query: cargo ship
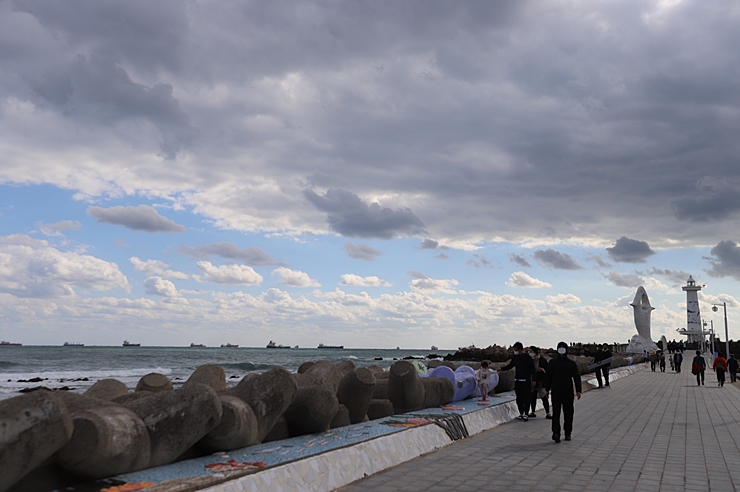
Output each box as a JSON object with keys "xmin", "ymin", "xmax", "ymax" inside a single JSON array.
[
  {"xmin": 122, "ymin": 340, "xmax": 141, "ymax": 347},
  {"xmin": 190, "ymin": 343, "xmax": 206, "ymax": 348},
  {"xmin": 221, "ymin": 343, "xmax": 239, "ymax": 348},
  {"xmin": 63, "ymin": 342, "xmax": 84, "ymax": 347},
  {"xmin": 266, "ymin": 341, "xmax": 291, "ymax": 349},
  {"xmin": 0, "ymin": 341, "xmax": 21, "ymax": 347},
  {"xmin": 317, "ymin": 343, "xmax": 344, "ymax": 349}
]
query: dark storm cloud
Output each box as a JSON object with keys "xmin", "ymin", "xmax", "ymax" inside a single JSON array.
[
  {"xmin": 533, "ymin": 249, "xmax": 583, "ymax": 270},
  {"xmin": 343, "ymin": 242, "xmax": 383, "ymax": 261},
  {"xmin": 606, "ymin": 272, "xmax": 644, "ymax": 288},
  {"xmin": 645, "ymin": 268, "xmax": 692, "ymax": 285},
  {"xmin": 87, "ymin": 205, "xmax": 186, "ymax": 233},
  {"xmin": 706, "ymin": 240, "xmax": 740, "ymax": 280},
  {"xmin": 672, "ymin": 179, "xmax": 740, "ymax": 222},
  {"xmin": 179, "ymin": 242, "xmax": 284, "ymax": 266},
  {"xmin": 606, "ymin": 237, "xmax": 655, "ymax": 264},
  {"xmin": 303, "ymin": 189, "xmax": 426, "ymax": 239},
  {"xmin": 508, "ymin": 253, "xmax": 531, "ymax": 268},
  {"xmin": 418, "ymin": 239, "xmax": 438, "ymax": 250}
]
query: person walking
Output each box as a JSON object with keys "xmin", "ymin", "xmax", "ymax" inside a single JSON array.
[
  {"xmin": 659, "ymin": 351, "xmax": 666, "ymax": 373},
  {"xmin": 476, "ymin": 361, "xmax": 495, "ymax": 403},
  {"xmin": 691, "ymin": 350, "xmax": 706, "ymax": 386},
  {"xmin": 593, "ymin": 344, "xmax": 611, "ymax": 388},
  {"xmin": 728, "ymin": 354, "xmax": 738, "ymax": 383},
  {"xmin": 529, "ymin": 346, "xmax": 551, "ymax": 419},
  {"xmin": 545, "ymin": 341, "xmax": 582, "ymax": 443},
  {"xmin": 713, "ymin": 353, "xmax": 728, "ymax": 387},
  {"xmin": 650, "ymin": 351, "xmax": 658, "ymax": 372},
  {"xmin": 674, "ymin": 351, "xmax": 683, "ymax": 373},
  {"xmin": 498, "ymin": 342, "xmax": 535, "ymax": 421}
]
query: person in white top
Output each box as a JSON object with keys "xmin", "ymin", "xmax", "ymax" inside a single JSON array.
[{"xmin": 476, "ymin": 361, "xmax": 495, "ymax": 403}]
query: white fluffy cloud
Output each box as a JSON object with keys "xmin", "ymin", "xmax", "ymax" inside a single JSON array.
[
  {"xmin": 196, "ymin": 261, "xmax": 263, "ymax": 285},
  {"xmin": 130, "ymin": 257, "xmax": 189, "ymax": 280},
  {"xmin": 547, "ymin": 294, "xmax": 581, "ymax": 305},
  {"xmin": 340, "ymin": 274, "xmax": 391, "ymax": 287},
  {"xmin": 144, "ymin": 276, "xmax": 179, "ymax": 297},
  {"xmin": 0, "ymin": 235, "xmax": 129, "ymax": 298},
  {"xmin": 272, "ymin": 267, "xmax": 320, "ymax": 287},
  {"xmin": 506, "ymin": 272, "xmax": 552, "ymax": 289}
]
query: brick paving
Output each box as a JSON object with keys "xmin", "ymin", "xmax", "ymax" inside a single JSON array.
[{"xmin": 341, "ymin": 360, "xmax": 740, "ymax": 492}]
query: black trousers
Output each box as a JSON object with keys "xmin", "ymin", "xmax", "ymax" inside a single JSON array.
[
  {"xmin": 595, "ymin": 365, "xmax": 610, "ymax": 387},
  {"xmin": 675, "ymin": 361, "xmax": 682, "ymax": 373},
  {"xmin": 531, "ymin": 389, "xmax": 550, "ymax": 413},
  {"xmin": 514, "ymin": 380, "xmax": 531, "ymax": 415},
  {"xmin": 551, "ymin": 393, "xmax": 574, "ymax": 437},
  {"xmin": 695, "ymin": 369, "xmax": 705, "ymax": 385}
]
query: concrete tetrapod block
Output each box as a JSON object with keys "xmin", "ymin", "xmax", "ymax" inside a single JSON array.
[
  {"xmin": 420, "ymin": 377, "xmax": 455, "ymax": 408},
  {"xmin": 135, "ymin": 373, "xmax": 173, "ymax": 393},
  {"xmin": 372, "ymin": 378, "xmax": 388, "ymax": 399},
  {"xmin": 365, "ymin": 365, "xmax": 386, "ymax": 375},
  {"xmin": 198, "ymin": 395, "xmax": 259, "ymax": 452},
  {"xmin": 494, "ymin": 367, "xmax": 515, "ymax": 393},
  {"xmin": 55, "ymin": 406, "xmax": 151, "ymax": 478},
  {"xmin": 123, "ymin": 382, "xmax": 223, "ymax": 468},
  {"xmin": 184, "ymin": 364, "xmax": 226, "ymax": 391},
  {"xmin": 367, "ymin": 399, "xmax": 395, "ymax": 420},
  {"xmin": 283, "ymin": 385, "xmax": 339, "ymax": 437},
  {"xmin": 335, "ymin": 360, "xmax": 356, "ymax": 377},
  {"xmin": 330, "ymin": 404, "xmax": 351, "ymax": 429},
  {"xmin": 84, "ymin": 379, "xmax": 130, "ymax": 401},
  {"xmin": 112, "ymin": 391, "xmax": 153, "ymax": 405},
  {"xmin": 0, "ymin": 392, "xmax": 74, "ymax": 492},
  {"xmin": 262, "ymin": 416, "xmax": 290, "ymax": 443},
  {"xmin": 228, "ymin": 367, "xmax": 298, "ymax": 442},
  {"xmin": 297, "ymin": 361, "xmax": 315, "ymax": 374},
  {"xmin": 427, "ymin": 360, "xmax": 443, "ymax": 369},
  {"xmin": 387, "ymin": 360, "xmax": 425, "ymax": 414},
  {"xmin": 337, "ymin": 368, "xmax": 376, "ymax": 424},
  {"xmin": 299, "ymin": 360, "xmax": 342, "ymax": 394},
  {"xmin": 55, "ymin": 391, "xmax": 120, "ymax": 415}
]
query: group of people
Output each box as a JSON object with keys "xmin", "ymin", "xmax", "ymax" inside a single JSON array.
[
  {"xmin": 691, "ymin": 351, "xmax": 739, "ymax": 387},
  {"xmin": 476, "ymin": 341, "xmax": 583, "ymax": 444}
]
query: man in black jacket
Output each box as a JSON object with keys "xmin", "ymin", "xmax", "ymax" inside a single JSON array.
[
  {"xmin": 692, "ymin": 350, "xmax": 706, "ymax": 386},
  {"xmin": 729, "ymin": 354, "xmax": 739, "ymax": 383},
  {"xmin": 498, "ymin": 341, "xmax": 536, "ymax": 421},
  {"xmin": 546, "ymin": 341, "xmax": 582, "ymax": 443},
  {"xmin": 593, "ymin": 344, "xmax": 612, "ymax": 388}
]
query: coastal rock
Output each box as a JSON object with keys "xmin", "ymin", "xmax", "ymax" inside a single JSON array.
[
  {"xmin": 262, "ymin": 416, "xmax": 290, "ymax": 443},
  {"xmin": 387, "ymin": 360, "xmax": 425, "ymax": 414},
  {"xmin": 123, "ymin": 382, "xmax": 222, "ymax": 467},
  {"xmin": 283, "ymin": 385, "xmax": 339, "ymax": 436},
  {"xmin": 420, "ymin": 377, "xmax": 455, "ymax": 407},
  {"xmin": 367, "ymin": 399, "xmax": 395, "ymax": 420},
  {"xmin": 298, "ymin": 360, "xmax": 342, "ymax": 394},
  {"xmin": 198, "ymin": 395, "xmax": 259, "ymax": 452},
  {"xmin": 84, "ymin": 379, "xmax": 129, "ymax": 401},
  {"xmin": 185, "ymin": 364, "xmax": 226, "ymax": 391},
  {"xmin": 0, "ymin": 392, "xmax": 74, "ymax": 492},
  {"xmin": 427, "ymin": 360, "xmax": 443, "ymax": 369},
  {"xmin": 135, "ymin": 373, "xmax": 173, "ymax": 393},
  {"xmin": 228, "ymin": 367, "xmax": 298, "ymax": 442},
  {"xmin": 444, "ymin": 344, "xmax": 511, "ymax": 363},
  {"xmin": 329, "ymin": 404, "xmax": 351, "ymax": 429},
  {"xmin": 337, "ymin": 368, "xmax": 376, "ymax": 424},
  {"xmin": 56, "ymin": 406, "xmax": 151, "ymax": 478}
]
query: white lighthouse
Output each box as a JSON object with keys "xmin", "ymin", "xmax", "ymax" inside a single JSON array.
[{"xmin": 680, "ymin": 275, "xmax": 703, "ymax": 344}]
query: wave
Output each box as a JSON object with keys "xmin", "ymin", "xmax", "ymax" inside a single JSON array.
[
  {"xmin": 348, "ymin": 355, "xmax": 358, "ymax": 359},
  {"xmin": 220, "ymin": 362, "xmax": 277, "ymax": 371},
  {"xmin": 0, "ymin": 361, "xmax": 20, "ymax": 369},
  {"xmin": 0, "ymin": 367, "xmax": 173, "ymax": 381}
]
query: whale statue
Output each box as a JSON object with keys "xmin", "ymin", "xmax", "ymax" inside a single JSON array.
[{"xmin": 626, "ymin": 286, "xmax": 658, "ymax": 353}]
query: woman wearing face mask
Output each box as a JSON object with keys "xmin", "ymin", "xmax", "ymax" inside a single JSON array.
[
  {"xmin": 529, "ymin": 346, "xmax": 551, "ymax": 419},
  {"xmin": 545, "ymin": 342, "xmax": 582, "ymax": 443},
  {"xmin": 497, "ymin": 341, "xmax": 536, "ymax": 421}
]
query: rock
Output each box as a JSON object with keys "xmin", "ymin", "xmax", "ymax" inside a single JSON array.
[
  {"xmin": 372, "ymin": 378, "xmax": 388, "ymax": 399},
  {"xmin": 228, "ymin": 367, "xmax": 297, "ymax": 442},
  {"xmin": 56, "ymin": 406, "xmax": 151, "ymax": 478},
  {"xmin": 330, "ymin": 404, "xmax": 351, "ymax": 429},
  {"xmin": 123, "ymin": 383, "xmax": 222, "ymax": 467},
  {"xmin": 298, "ymin": 361, "xmax": 341, "ymax": 394},
  {"xmin": 112, "ymin": 391, "xmax": 153, "ymax": 405},
  {"xmin": 297, "ymin": 361, "xmax": 315, "ymax": 374},
  {"xmin": 420, "ymin": 377, "xmax": 455, "ymax": 408},
  {"xmin": 198, "ymin": 395, "xmax": 259, "ymax": 452},
  {"xmin": 335, "ymin": 360, "xmax": 356, "ymax": 376},
  {"xmin": 367, "ymin": 399, "xmax": 395, "ymax": 420},
  {"xmin": 283, "ymin": 385, "xmax": 339, "ymax": 436},
  {"xmin": 84, "ymin": 379, "xmax": 129, "ymax": 401},
  {"xmin": 387, "ymin": 360, "xmax": 425, "ymax": 414},
  {"xmin": 427, "ymin": 360, "xmax": 443, "ymax": 369},
  {"xmin": 184, "ymin": 364, "xmax": 226, "ymax": 391},
  {"xmin": 135, "ymin": 373, "xmax": 173, "ymax": 393},
  {"xmin": 262, "ymin": 416, "xmax": 290, "ymax": 443},
  {"xmin": 441, "ymin": 361, "xmax": 458, "ymax": 370},
  {"xmin": 0, "ymin": 392, "xmax": 73, "ymax": 492},
  {"xmin": 337, "ymin": 368, "xmax": 376, "ymax": 424}
]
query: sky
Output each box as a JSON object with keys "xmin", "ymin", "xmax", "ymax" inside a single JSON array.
[{"xmin": 1, "ymin": 0, "xmax": 740, "ymax": 349}]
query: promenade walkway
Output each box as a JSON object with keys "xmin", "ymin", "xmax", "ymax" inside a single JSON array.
[{"xmin": 341, "ymin": 361, "xmax": 740, "ymax": 492}]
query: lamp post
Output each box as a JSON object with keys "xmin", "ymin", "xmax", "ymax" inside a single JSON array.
[{"xmin": 712, "ymin": 302, "xmax": 730, "ymax": 359}]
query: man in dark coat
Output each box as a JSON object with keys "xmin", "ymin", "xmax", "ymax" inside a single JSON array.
[
  {"xmin": 529, "ymin": 346, "xmax": 551, "ymax": 419},
  {"xmin": 728, "ymin": 354, "xmax": 739, "ymax": 383},
  {"xmin": 593, "ymin": 344, "xmax": 612, "ymax": 388},
  {"xmin": 692, "ymin": 350, "xmax": 706, "ymax": 386},
  {"xmin": 674, "ymin": 351, "xmax": 683, "ymax": 373},
  {"xmin": 498, "ymin": 341, "xmax": 536, "ymax": 421},
  {"xmin": 545, "ymin": 341, "xmax": 582, "ymax": 443}
]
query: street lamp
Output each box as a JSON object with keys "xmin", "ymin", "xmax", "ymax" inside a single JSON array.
[{"xmin": 712, "ymin": 302, "xmax": 730, "ymax": 359}]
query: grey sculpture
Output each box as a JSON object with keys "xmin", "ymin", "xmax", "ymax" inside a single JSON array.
[{"xmin": 626, "ymin": 286, "xmax": 658, "ymax": 354}]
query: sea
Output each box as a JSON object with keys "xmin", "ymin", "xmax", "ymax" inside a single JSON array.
[{"xmin": 0, "ymin": 345, "xmax": 448, "ymax": 401}]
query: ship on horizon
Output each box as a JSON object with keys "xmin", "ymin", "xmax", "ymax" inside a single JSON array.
[
  {"xmin": 190, "ymin": 343, "xmax": 206, "ymax": 348},
  {"xmin": 266, "ymin": 340, "xmax": 291, "ymax": 349},
  {"xmin": 63, "ymin": 342, "xmax": 84, "ymax": 347},
  {"xmin": 0, "ymin": 341, "xmax": 21, "ymax": 347},
  {"xmin": 221, "ymin": 343, "xmax": 239, "ymax": 348},
  {"xmin": 318, "ymin": 343, "xmax": 344, "ymax": 349},
  {"xmin": 122, "ymin": 340, "xmax": 141, "ymax": 347}
]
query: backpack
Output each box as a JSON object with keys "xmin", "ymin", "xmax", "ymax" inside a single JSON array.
[{"xmin": 691, "ymin": 362, "xmax": 701, "ymax": 375}]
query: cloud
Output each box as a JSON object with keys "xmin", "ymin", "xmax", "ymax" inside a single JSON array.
[
  {"xmin": 435, "ymin": 253, "xmax": 449, "ymax": 260},
  {"xmin": 533, "ymin": 249, "xmax": 584, "ymax": 270},
  {"xmin": 586, "ymin": 255, "xmax": 611, "ymax": 269},
  {"xmin": 272, "ymin": 267, "xmax": 320, "ymax": 287},
  {"xmin": 506, "ymin": 271, "xmax": 551, "ymax": 288},
  {"xmin": 606, "ymin": 237, "xmax": 655, "ymax": 263},
  {"xmin": 180, "ymin": 242, "xmax": 283, "ymax": 266},
  {"xmin": 606, "ymin": 272, "xmax": 644, "ymax": 288},
  {"xmin": 645, "ymin": 268, "xmax": 692, "ymax": 285},
  {"xmin": 672, "ymin": 178, "xmax": 740, "ymax": 222},
  {"xmin": 343, "ymin": 242, "xmax": 383, "ymax": 261},
  {"xmin": 304, "ymin": 189, "xmax": 426, "ymax": 239},
  {"xmin": 418, "ymin": 239, "xmax": 447, "ymax": 250},
  {"xmin": 0, "ymin": 234, "xmax": 129, "ymax": 298},
  {"xmin": 144, "ymin": 276, "xmax": 179, "ymax": 297},
  {"xmin": 87, "ymin": 205, "xmax": 186, "ymax": 233},
  {"xmin": 130, "ymin": 257, "xmax": 189, "ymax": 280},
  {"xmin": 38, "ymin": 220, "xmax": 81, "ymax": 236},
  {"xmin": 407, "ymin": 271, "xmax": 458, "ymax": 293},
  {"xmin": 467, "ymin": 254, "xmax": 494, "ymax": 269},
  {"xmin": 508, "ymin": 254, "xmax": 532, "ymax": 268},
  {"xmin": 706, "ymin": 240, "xmax": 740, "ymax": 280},
  {"xmin": 546, "ymin": 294, "xmax": 581, "ymax": 304},
  {"xmin": 340, "ymin": 274, "xmax": 391, "ymax": 287},
  {"xmin": 196, "ymin": 261, "xmax": 263, "ymax": 285}
]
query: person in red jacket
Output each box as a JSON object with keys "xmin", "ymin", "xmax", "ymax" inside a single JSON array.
[{"xmin": 713, "ymin": 353, "xmax": 728, "ymax": 387}]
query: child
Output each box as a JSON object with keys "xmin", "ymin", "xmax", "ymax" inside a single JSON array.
[{"xmin": 477, "ymin": 361, "xmax": 495, "ymax": 403}]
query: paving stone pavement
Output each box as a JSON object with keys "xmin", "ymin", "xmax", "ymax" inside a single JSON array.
[{"xmin": 340, "ymin": 360, "xmax": 740, "ymax": 492}]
